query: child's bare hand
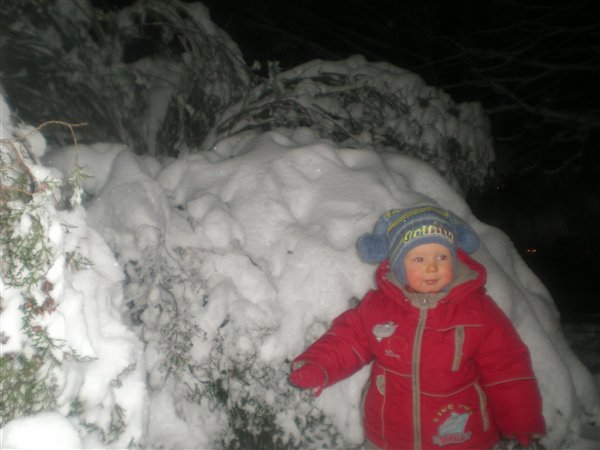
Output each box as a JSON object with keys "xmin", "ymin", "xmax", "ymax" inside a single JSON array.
[{"xmin": 288, "ymin": 362, "xmax": 326, "ymax": 396}]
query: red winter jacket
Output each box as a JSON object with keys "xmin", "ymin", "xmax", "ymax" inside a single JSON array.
[{"xmin": 292, "ymin": 250, "xmax": 545, "ymax": 450}]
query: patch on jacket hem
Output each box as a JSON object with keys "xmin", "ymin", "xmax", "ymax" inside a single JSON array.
[{"xmin": 432, "ymin": 411, "xmax": 472, "ymax": 446}]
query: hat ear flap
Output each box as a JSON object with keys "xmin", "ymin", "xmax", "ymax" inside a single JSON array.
[
  {"xmin": 357, "ymin": 233, "xmax": 389, "ymax": 263},
  {"xmin": 356, "ymin": 214, "xmax": 390, "ymax": 263},
  {"xmin": 455, "ymin": 223, "xmax": 480, "ymax": 254},
  {"xmin": 446, "ymin": 211, "xmax": 479, "ymax": 254}
]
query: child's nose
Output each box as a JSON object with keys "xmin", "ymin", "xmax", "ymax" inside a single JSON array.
[{"xmin": 426, "ymin": 261, "xmax": 438, "ymax": 272}]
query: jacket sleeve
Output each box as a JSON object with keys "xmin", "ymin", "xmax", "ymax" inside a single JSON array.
[
  {"xmin": 292, "ymin": 299, "xmax": 375, "ymax": 388},
  {"xmin": 475, "ymin": 297, "xmax": 546, "ymax": 437}
]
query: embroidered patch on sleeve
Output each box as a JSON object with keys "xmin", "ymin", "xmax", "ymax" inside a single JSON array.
[{"xmin": 372, "ymin": 321, "xmax": 398, "ymax": 342}]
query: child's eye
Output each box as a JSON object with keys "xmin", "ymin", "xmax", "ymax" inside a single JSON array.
[
  {"xmin": 413, "ymin": 257, "xmax": 423, "ymax": 263},
  {"xmin": 438, "ymin": 255, "xmax": 448, "ymax": 261}
]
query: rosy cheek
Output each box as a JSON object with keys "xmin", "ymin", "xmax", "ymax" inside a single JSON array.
[{"xmin": 404, "ymin": 268, "xmax": 423, "ymax": 288}]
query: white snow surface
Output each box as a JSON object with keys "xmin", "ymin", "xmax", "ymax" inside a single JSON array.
[
  {"xmin": 11, "ymin": 125, "xmax": 594, "ymax": 449},
  {"xmin": 0, "ymin": 412, "xmax": 82, "ymax": 449}
]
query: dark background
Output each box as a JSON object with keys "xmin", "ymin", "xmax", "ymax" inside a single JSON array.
[{"xmin": 97, "ymin": 0, "xmax": 600, "ymax": 319}]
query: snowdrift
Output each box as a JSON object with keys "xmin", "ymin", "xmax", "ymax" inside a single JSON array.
[{"xmin": 37, "ymin": 127, "xmax": 598, "ymax": 448}]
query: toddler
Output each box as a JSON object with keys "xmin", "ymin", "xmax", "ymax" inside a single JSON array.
[{"xmin": 289, "ymin": 206, "xmax": 545, "ymax": 450}]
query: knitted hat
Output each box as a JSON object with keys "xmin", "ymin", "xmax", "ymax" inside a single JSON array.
[{"xmin": 356, "ymin": 206, "xmax": 480, "ymax": 286}]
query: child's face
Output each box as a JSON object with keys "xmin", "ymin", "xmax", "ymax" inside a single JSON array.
[{"xmin": 403, "ymin": 243, "xmax": 454, "ymax": 293}]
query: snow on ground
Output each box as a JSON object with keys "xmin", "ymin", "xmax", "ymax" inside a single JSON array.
[
  {"xmin": 0, "ymin": 412, "xmax": 82, "ymax": 449},
  {"xmin": 13, "ymin": 125, "xmax": 594, "ymax": 449}
]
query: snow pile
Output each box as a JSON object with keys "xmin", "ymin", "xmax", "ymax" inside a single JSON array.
[
  {"xmin": 0, "ymin": 100, "xmax": 147, "ymax": 448},
  {"xmin": 39, "ymin": 126, "xmax": 598, "ymax": 448}
]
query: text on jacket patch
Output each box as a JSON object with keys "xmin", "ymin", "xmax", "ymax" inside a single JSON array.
[{"xmin": 432, "ymin": 404, "xmax": 473, "ymax": 446}]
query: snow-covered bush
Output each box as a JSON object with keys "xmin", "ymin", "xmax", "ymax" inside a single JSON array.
[
  {"xmin": 0, "ymin": 0, "xmax": 249, "ymax": 156},
  {"xmin": 1, "ymin": 134, "xmax": 61, "ymax": 426},
  {"xmin": 0, "ymin": 97, "xmax": 146, "ymax": 448},
  {"xmin": 204, "ymin": 56, "xmax": 494, "ymax": 194}
]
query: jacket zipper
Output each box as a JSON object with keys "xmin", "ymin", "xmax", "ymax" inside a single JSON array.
[{"xmin": 412, "ymin": 306, "xmax": 428, "ymax": 450}]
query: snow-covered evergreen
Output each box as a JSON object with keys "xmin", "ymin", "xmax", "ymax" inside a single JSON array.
[{"xmin": 0, "ymin": 97, "xmax": 147, "ymax": 448}]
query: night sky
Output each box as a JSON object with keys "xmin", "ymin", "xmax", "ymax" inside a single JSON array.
[{"xmin": 63, "ymin": 0, "xmax": 600, "ymax": 317}]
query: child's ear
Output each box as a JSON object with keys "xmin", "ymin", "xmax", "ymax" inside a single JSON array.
[{"xmin": 356, "ymin": 233, "xmax": 388, "ymax": 263}]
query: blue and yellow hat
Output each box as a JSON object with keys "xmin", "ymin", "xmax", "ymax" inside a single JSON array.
[{"xmin": 356, "ymin": 206, "xmax": 480, "ymax": 286}]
